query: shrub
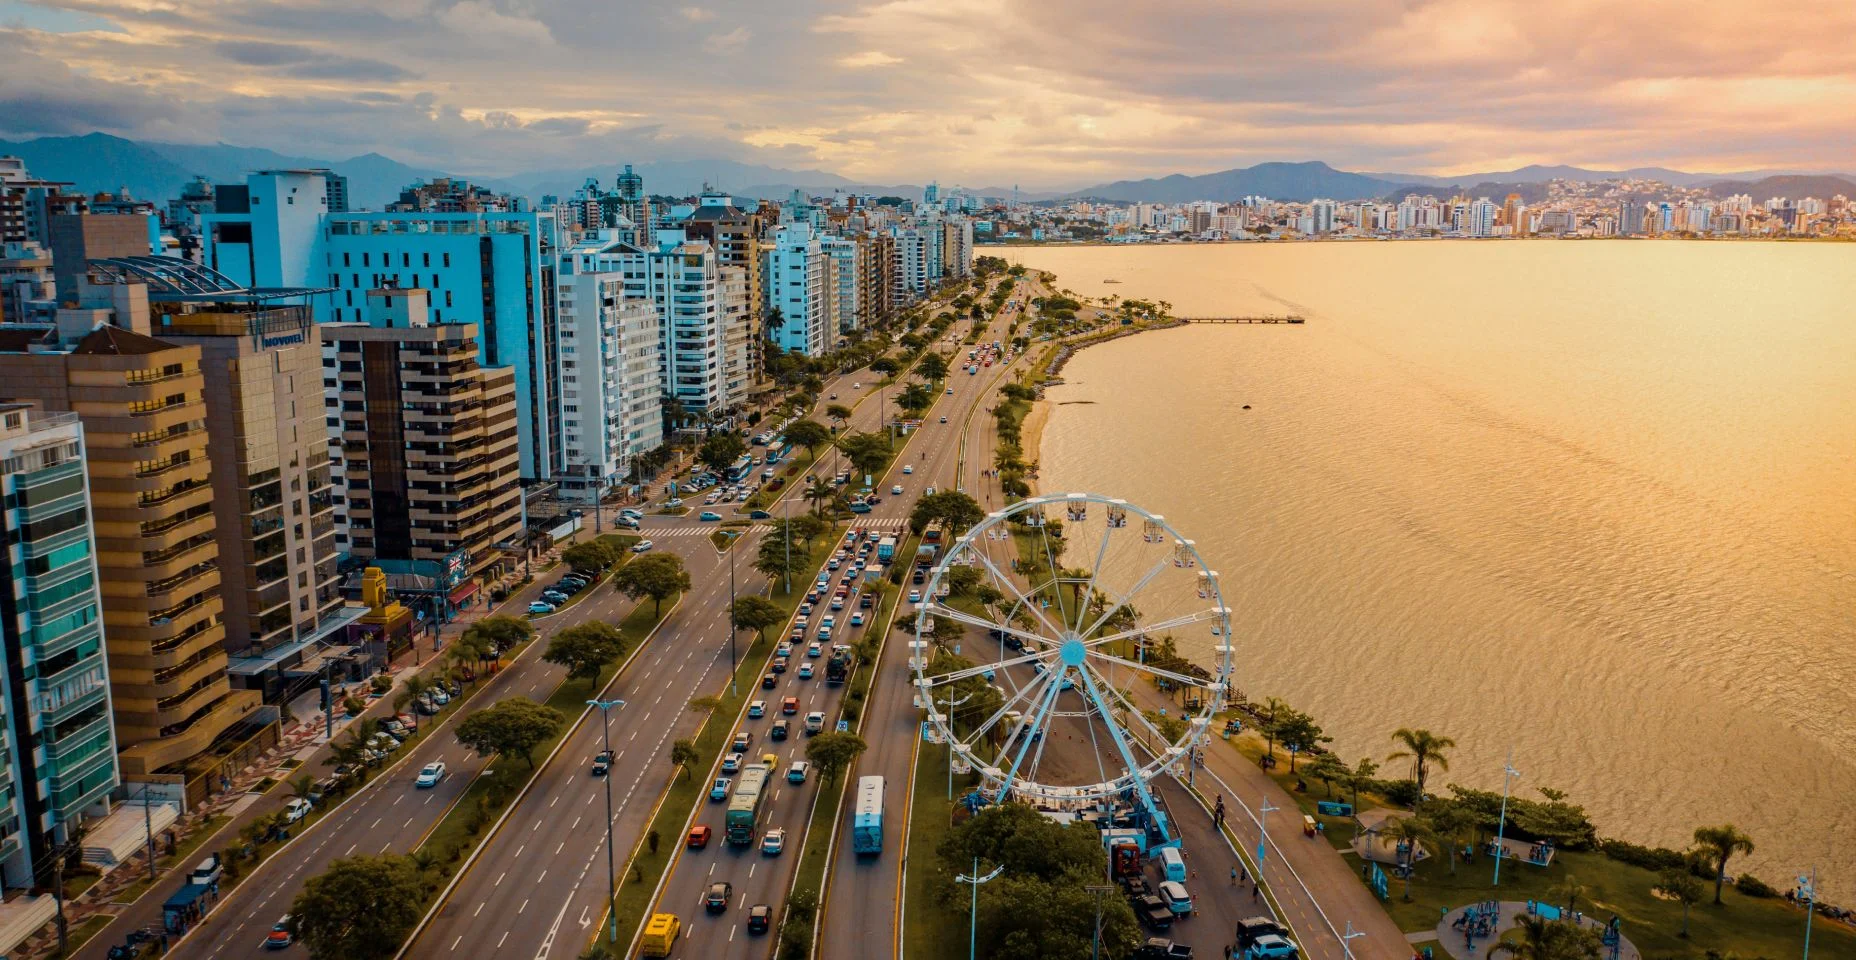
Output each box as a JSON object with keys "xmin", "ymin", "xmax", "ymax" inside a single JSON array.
[
  {"xmin": 1736, "ymin": 873, "xmax": 1779, "ymax": 898},
  {"xmin": 1596, "ymin": 837, "xmax": 1689, "ymax": 873}
]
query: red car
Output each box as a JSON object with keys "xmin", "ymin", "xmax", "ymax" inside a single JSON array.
[
  {"xmin": 782, "ymin": 696, "xmax": 800, "ymax": 715},
  {"xmin": 687, "ymin": 825, "xmax": 712, "ymax": 849}
]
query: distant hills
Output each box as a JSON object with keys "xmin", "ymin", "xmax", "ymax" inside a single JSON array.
[{"xmin": 3, "ymin": 133, "xmax": 1852, "ymax": 209}]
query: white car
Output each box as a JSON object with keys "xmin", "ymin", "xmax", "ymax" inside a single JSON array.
[
  {"xmin": 632, "ymin": 540, "xmax": 655, "ymax": 553},
  {"xmin": 891, "ymin": 484, "xmax": 903, "ymax": 495},
  {"xmin": 902, "ymin": 464, "xmax": 913, "ymax": 474},
  {"xmin": 416, "ymin": 762, "xmax": 447, "ymax": 788},
  {"xmin": 283, "ymin": 797, "xmax": 312, "ymax": 823},
  {"xmin": 664, "ymin": 497, "xmax": 683, "ymax": 508}
]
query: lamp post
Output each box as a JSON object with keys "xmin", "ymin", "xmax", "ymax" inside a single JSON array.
[
  {"xmin": 726, "ymin": 530, "xmax": 739, "ymax": 696},
  {"xmin": 954, "ymin": 858, "xmax": 1003, "ymax": 960},
  {"xmin": 1800, "ymin": 867, "xmax": 1817, "ymax": 960},
  {"xmin": 1341, "ymin": 919, "xmax": 1366, "ymax": 960},
  {"xmin": 1492, "ymin": 750, "xmax": 1521, "ymax": 886},
  {"xmin": 937, "ymin": 690, "xmax": 974, "ymax": 798},
  {"xmin": 586, "ymin": 697, "xmax": 626, "ymax": 945},
  {"xmin": 1257, "ymin": 798, "xmax": 1278, "ymax": 867}
]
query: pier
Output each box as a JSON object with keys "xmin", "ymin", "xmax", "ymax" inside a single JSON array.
[{"xmin": 1180, "ymin": 315, "xmax": 1305, "ymax": 324}]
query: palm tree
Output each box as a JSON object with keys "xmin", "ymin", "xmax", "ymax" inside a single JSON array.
[
  {"xmin": 1387, "ymin": 728, "xmax": 1455, "ymax": 807},
  {"xmin": 1383, "ymin": 817, "xmax": 1433, "ymax": 902},
  {"xmin": 1550, "ymin": 873, "xmax": 1589, "ymax": 917},
  {"xmin": 803, "ymin": 478, "xmax": 835, "ymax": 516},
  {"xmin": 1488, "ymin": 915, "xmax": 1565, "ymax": 960},
  {"xmin": 1692, "ymin": 823, "xmax": 1755, "ymax": 904}
]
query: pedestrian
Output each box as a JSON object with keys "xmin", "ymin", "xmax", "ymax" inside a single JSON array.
[{"xmin": 1231, "ymin": 866, "xmax": 1238, "ymax": 885}]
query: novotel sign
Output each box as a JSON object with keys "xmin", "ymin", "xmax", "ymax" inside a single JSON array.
[{"xmin": 259, "ymin": 331, "xmax": 307, "ymax": 349}]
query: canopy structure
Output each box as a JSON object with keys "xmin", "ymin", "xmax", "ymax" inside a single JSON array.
[{"xmin": 86, "ymin": 256, "xmax": 331, "ymax": 303}]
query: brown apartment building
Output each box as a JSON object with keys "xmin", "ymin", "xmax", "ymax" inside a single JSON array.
[{"xmin": 323, "ymin": 287, "xmax": 522, "ymax": 594}]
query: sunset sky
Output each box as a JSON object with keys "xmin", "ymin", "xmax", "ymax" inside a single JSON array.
[{"xmin": 3, "ymin": 0, "xmax": 1853, "ymax": 187}]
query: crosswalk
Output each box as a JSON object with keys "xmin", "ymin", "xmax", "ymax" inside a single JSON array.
[{"xmin": 649, "ymin": 517, "xmax": 909, "ymax": 537}]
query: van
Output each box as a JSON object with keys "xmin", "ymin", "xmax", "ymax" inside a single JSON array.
[
  {"xmin": 1157, "ymin": 846, "xmax": 1186, "ymax": 883},
  {"xmin": 189, "ymin": 853, "xmax": 223, "ymax": 887},
  {"xmin": 641, "ymin": 913, "xmax": 681, "ymax": 957}
]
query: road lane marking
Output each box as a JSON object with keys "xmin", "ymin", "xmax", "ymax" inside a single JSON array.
[{"xmin": 496, "ymin": 871, "xmax": 506, "ymax": 886}]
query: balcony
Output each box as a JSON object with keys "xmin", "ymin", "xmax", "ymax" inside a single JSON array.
[
  {"xmin": 147, "ymin": 586, "xmax": 220, "ymax": 629},
  {"xmin": 44, "ymin": 713, "xmax": 111, "ymax": 764}
]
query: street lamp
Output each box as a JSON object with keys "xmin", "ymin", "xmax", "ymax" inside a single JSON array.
[
  {"xmin": 1492, "ymin": 750, "xmax": 1521, "ymax": 886},
  {"xmin": 1800, "ymin": 867, "xmax": 1817, "ymax": 960},
  {"xmin": 1340, "ymin": 919, "xmax": 1366, "ymax": 960},
  {"xmin": 954, "ymin": 858, "xmax": 1003, "ymax": 960},
  {"xmin": 725, "ymin": 530, "xmax": 740, "ymax": 696},
  {"xmin": 586, "ymin": 697, "xmax": 626, "ymax": 945}
]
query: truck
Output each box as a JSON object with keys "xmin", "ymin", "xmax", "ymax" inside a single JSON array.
[
  {"xmin": 876, "ymin": 536, "xmax": 898, "ymax": 563},
  {"xmin": 826, "ymin": 644, "xmax": 853, "ymax": 684}
]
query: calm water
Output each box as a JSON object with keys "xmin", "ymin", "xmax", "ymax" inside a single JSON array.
[{"xmin": 1006, "ymin": 241, "xmax": 1856, "ymax": 897}]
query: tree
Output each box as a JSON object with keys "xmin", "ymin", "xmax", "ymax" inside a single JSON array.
[
  {"xmin": 768, "ymin": 513, "xmax": 827, "ymax": 550},
  {"xmin": 1387, "ymin": 727, "xmax": 1455, "ymax": 807},
  {"xmin": 461, "ymin": 616, "xmax": 533, "ymax": 665},
  {"xmin": 1382, "ymin": 816, "xmax": 1433, "ymax": 901},
  {"xmin": 288, "ymin": 854, "xmax": 425, "ymax": 960},
  {"xmin": 454, "ymin": 697, "xmax": 564, "ymax": 769},
  {"xmin": 1657, "ymin": 867, "xmax": 1704, "ymax": 936},
  {"xmin": 895, "ymin": 381, "xmax": 933, "ymax": 415},
  {"xmin": 730, "ymin": 595, "xmax": 785, "ymax": 642},
  {"xmin": 824, "ymin": 403, "xmax": 853, "ymax": 428},
  {"xmin": 755, "ymin": 534, "xmax": 803, "ymax": 583},
  {"xmin": 870, "ymin": 356, "xmax": 901, "ymax": 376},
  {"xmin": 560, "ymin": 540, "xmax": 617, "ymax": 574},
  {"xmin": 1426, "ymin": 800, "xmax": 1481, "ymax": 876},
  {"xmin": 909, "ymin": 490, "xmax": 985, "ymax": 536},
  {"xmin": 670, "ymin": 738, "xmax": 700, "ymax": 780},
  {"xmin": 804, "ymin": 731, "xmax": 867, "ymax": 784},
  {"xmin": 837, "ymin": 431, "xmax": 891, "ymax": 476},
  {"xmin": 698, "ymin": 431, "xmax": 748, "ymax": 474},
  {"xmin": 1488, "ymin": 914, "xmax": 1604, "ymax": 960},
  {"xmin": 782, "ymin": 419, "xmax": 832, "ymax": 461},
  {"xmin": 974, "ymin": 584, "xmax": 1005, "ymax": 609},
  {"xmin": 802, "ymin": 477, "xmax": 838, "ymax": 515},
  {"xmin": 1270, "ymin": 707, "xmax": 1330, "ymax": 773},
  {"xmin": 612, "ymin": 552, "xmax": 690, "ymax": 616},
  {"xmin": 915, "ymin": 351, "xmax": 950, "ymax": 381},
  {"xmin": 1304, "ymin": 752, "xmax": 1348, "ymax": 799},
  {"xmin": 943, "ymin": 564, "xmax": 982, "ymax": 597},
  {"xmin": 287, "ymin": 772, "xmax": 316, "ymax": 801},
  {"xmin": 1550, "ymin": 872, "xmax": 1590, "ymax": 918},
  {"xmin": 1692, "ymin": 823, "xmax": 1755, "ymax": 904},
  {"xmin": 1259, "ymin": 697, "xmax": 1288, "ymax": 761},
  {"xmin": 543, "ymin": 622, "xmax": 627, "ymax": 681}
]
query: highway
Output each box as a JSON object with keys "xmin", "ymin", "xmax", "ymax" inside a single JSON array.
[
  {"xmin": 147, "ymin": 561, "xmax": 648, "ymax": 960},
  {"xmin": 635, "ymin": 312, "xmax": 1009, "ymax": 959}
]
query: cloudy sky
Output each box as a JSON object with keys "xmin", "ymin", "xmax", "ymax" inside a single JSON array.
[{"xmin": 3, "ymin": 0, "xmax": 1854, "ymax": 188}]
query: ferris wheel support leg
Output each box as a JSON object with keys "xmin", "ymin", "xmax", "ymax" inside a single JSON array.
[
  {"xmin": 1078, "ymin": 665, "xmax": 1177, "ymax": 848},
  {"xmin": 1000, "ymin": 665, "xmax": 1067, "ymax": 800}
]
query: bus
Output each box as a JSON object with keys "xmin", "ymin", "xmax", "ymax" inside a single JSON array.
[
  {"xmin": 725, "ymin": 455, "xmax": 754, "ymax": 483},
  {"xmin": 851, "ymin": 776, "xmax": 885, "ymax": 855},
  {"xmin": 725, "ymin": 765, "xmax": 772, "ymax": 844},
  {"xmin": 765, "ymin": 442, "xmax": 792, "ymax": 466}
]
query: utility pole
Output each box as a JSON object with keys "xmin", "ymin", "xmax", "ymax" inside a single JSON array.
[
  {"xmin": 586, "ymin": 698, "xmax": 626, "ymax": 945},
  {"xmin": 1493, "ymin": 750, "xmax": 1521, "ymax": 886},
  {"xmin": 1800, "ymin": 867, "xmax": 1817, "ymax": 960},
  {"xmin": 954, "ymin": 858, "xmax": 1003, "ymax": 960},
  {"xmin": 727, "ymin": 531, "xmax": 739, "ymax": 696},
  {"xmin": 1085, "ymin": 884, "xmax": 1114, "ymax": 960}
]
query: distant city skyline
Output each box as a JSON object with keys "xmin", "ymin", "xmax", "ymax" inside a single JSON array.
[{"xmin": 4, "ymin": 0, "xmax": 1855, "ymax": 187}]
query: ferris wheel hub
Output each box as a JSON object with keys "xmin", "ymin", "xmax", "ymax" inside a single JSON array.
[{"xmin": 1058, "ymin": 637, "xmax": 1087, "ymax": 667}]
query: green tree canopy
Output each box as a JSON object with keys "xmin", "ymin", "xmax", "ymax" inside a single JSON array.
[
  {"xmin": 1387, "ymin": 727, "xmax": 1456, "ymax": 805},
  {"xmin": 1692, "ymin": 823, "xmax": 1755, "ymax": 904},
  {"xmin": 1271, "ymin": 707, "xmax": 1331, "ymax": 772},
  {"xmin": 461, "ymin": 616, "xmax": 533, "ymax": 659},
  {"xmin": 943, "ymin": 564, "xmax": 982, "ymax": 597},
  {"xmin": 754, "ymin": 534, "xmax": 804, "ymax": 584},
  {"xmin": 454, "ymin": 697, "xmax": 564, "ymax": 768},
  {"xmin": 289, "ymin": 854, "xmax": 425, "ymax": 960},
  {"xmin": 670, "ymin": 738, "xmax": 700, "ymax": 780},
  {"xmin": 560, "ymin": 540, "xmax": 618, "ymax": 574},
  {"xmin": 803, "ymin": 731, "xmax": 867, "ymax": 784},
  {"xmin": 543, "ymin": 621, "xmax": 628, "ymax": 681},
  {"xmin": 611, "ymin": 552, "xmax": 690, "ymax": 616},
  {"xmin": 895, "ymin": 381, "xmax": 933, "ymax": 415},
  {"xmin": 781, "ymin": 419, "xmax": 832, "ymax": 459},
  {"xmin": 730, "ymin": 595, "xmax": 785, "ymax": 641},
  {"xmin": 915, "ymin": 352, "xmax": 950, "ymax": 381},
  {"xmin": 909, "ymin": 490, "xmax": 985, "ymax": 536},
  {"xmin": 824, "ymin": 403, "xmax": 854, "ymax": 426},
  {"xmin": 698, "ymin": 431, "xmax": 749, "ymax": 474},
  {"xmin": 836, "ymin": 431, "xmax": 892, "ymax": 478}
]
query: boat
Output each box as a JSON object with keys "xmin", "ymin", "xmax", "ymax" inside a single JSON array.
[{"xmin": 1103, "ymin": 279, "xmax": 1122, "ymax": 284}]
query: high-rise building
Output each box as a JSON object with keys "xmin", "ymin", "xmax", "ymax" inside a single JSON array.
[
  {"xmin": 1309, "ymin": 199, "xmax": 1337, "ymax": 235},
  {"xmin": 553, "ymin": 249, "xmax": 665, "ymax": 501},
  {"xmin": 47, "ymin": 212, "xmax": 156, "ymax": 300},
  {"xmin": 0, "ymin": 317, "xmax": 265, "ymax": 784},
  {"xmin": 679, "ymin": 194, "xmax": 767, "ymax": 378},
  {"xmin": 0, "ymin": 242, "xmax": 54, "ymax": 325},
  {"xmin": 322, "ymin": 287, "xmax": 523, "ymax": 582},
  {"xmin": 765, "ymin": 223, "xmax": 829, "ymax": 357},
  {"xmin": 0, "ymin": 404, "xmax": 119, "ymax": 889},
  {"xmin": 820, "ymin": 235, "xmax": 859, "ymax": 334},
  {"xmin": 0, "ymin": 158, "xmax": 87, "ymax": 247},
  {"xmin": 615, "ymin": 165, "xmax": 647, "ymax": 232}
]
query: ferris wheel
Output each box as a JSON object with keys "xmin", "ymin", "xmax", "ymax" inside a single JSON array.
[{"xmin": 911, "ymin": 493, "xmax": 1232, "ymax": 818}]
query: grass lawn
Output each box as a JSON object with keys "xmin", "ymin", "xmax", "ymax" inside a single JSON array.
[
  {"xmin": 900, "ymin": 741, "xmax": 979, "ymax": 960},
  {"xmin": 596, "ymin": 529, "xmax": 842, "ymax": 951}
]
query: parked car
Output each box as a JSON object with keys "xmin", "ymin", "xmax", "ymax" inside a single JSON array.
[
  {"xmin": 709, "ymin": 777, "xmax": 732, "ymax": 802},
  {"xmin": 761, "ymin": 828, "xmax": 786, "ymax": 856},
  {"xmin": 1236, "ymin": 917, "xmax": 1284, "ymax": 948},
  {"xmin": 1134, "ymin": 939, "xmax": 1194, "ymax": 960},
  {"xmin": 283, "ymin": 798, "xmax": 312, "ymax": 823},
  {"xmin": 1247, "ymin": 935, "xmax": 1299, "ymax": 959},
  {"xmin": 1135, "ymin": 895, "xmax": 1173, "ymax": 930},
  {"xmin": 705, "ymin": 882, "xmax": 732, "ymax": 914},
  {"xmin": 415, "ymin": 762, "xmax": 447, "ymax": 788},
  {"xmin": 528, "ymin": 601, "xmax": 557, "ymax": 614},
  {"xmin": 1157, "ymin": 880, "xmax": 1193, "ymax": 916}
]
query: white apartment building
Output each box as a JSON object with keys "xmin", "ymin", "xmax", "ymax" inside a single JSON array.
[
  {"xmin": 554, "ymin": 244, "xmax": 664, "ymax": 501},
  {"xmin": 765, "ymin": 222, "xmax": 830, "ymax": 357},
  {"xmin": 820, "ymin": 235, "xmax": 859, "ymax": 334}
]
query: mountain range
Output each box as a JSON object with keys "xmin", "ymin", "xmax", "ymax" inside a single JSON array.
[{"xmin": 3, "ymin": 133, "xmax": 1852, "ymax": 209}]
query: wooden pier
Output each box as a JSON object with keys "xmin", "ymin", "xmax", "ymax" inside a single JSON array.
[{"xmin": 1180, "ymin": 315, "xmax": 1304, "ymax": 324}]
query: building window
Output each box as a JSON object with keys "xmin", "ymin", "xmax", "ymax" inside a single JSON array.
[
  {"xmin": 343, "ymin": 252, "xmax": 351, "ymax": 267},
  {"xmin": 445, "ymin": 290, "xmax": 453, "ymax": 307},
  {"xmin": 362, "ymin": 252, "xmax": 370, "ymax": 267},
  {"xmin": 442, "ymin": 252, "xmax": 450, "ymax": 268},
  {"xmin": 422, "ymin": 252, "xmax": 430, "ymax": 267},
  {"xmin": 402, "ymin": 253, "xmax": 410, "ymax": 268}
]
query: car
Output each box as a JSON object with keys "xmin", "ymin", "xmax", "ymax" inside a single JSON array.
[
  {"xmin": 829, "ymin": 594, "xmax": 844, "ymax": 610},
  {"xmin": 528, "ymin": 600, "xmax": 557, "ymax": 614},
  {"xmin": 619, "ymin": 508, "xmax": 644, "ymax": 520},
  {"xmin": 1247, "ymin": 935, "xmax": 1299, "ymax": 959},
  {"xmin": 761, "ymin": 672, "xmax": 777, "ymax": 689},
  {"xmin": 264, "ymin": 917, "xmax": 294, "ymax": 950},
  {"xmin": 1135, "ymin": 894, "xmax": 1174, "ymax": 930},
  {"xmin": 721, "ymin": 752, "xmax": 745, "ymax": 773},
  {"xmin": 687, "ymin": 825, "xmax": 712, "ymax": 849},
  {"xmin": 367, "ymin": 733, "xmax": 399, "ymax": 753},
  {"xmin": 807, "ymin": 642, "xmax": 823, "ymax": 657},
  {"xmin": 283, "ymin": 797, "xmax": 313, "ymax": 822},
  {"xmin": 770, "ymin": 719, "xmax": 790, "ymax": 740},
  {"xmin": 925, "ymin": 486, "xmax": 937, "ymax": 496},
  {"xmin": 852, "ymin": 382, "xmax": 861, "ymax": 389},
  {"xmin": 940, "ymin": 416, "xmax": 948, "ymax": 424},
  {"xmin": 902, "ymin": 464, "xmax": 913, "ymax": 474},
  {"xmin": 699, "ymin": 511, "xmax": 722, "ymax": 521},
  {"xmin": 709, "ymin": 777, "xmax": 732, "ymax": 802},
  {"xmin": 805, "ymin": 711, "xmax": 825, "ymax": 735},
  {"xmin": 908, "ymin": 589, "xmax": 921, "ymax": 603},
  {"xmin": 632, "ymin": 540, "xmax": 655, "ymax": 553},
  {"xmin": 771, "ymin": 656, "xmax": 788, "ymax": 674},
  {"xmin": 747, "ymin": 700, "xmax": 767, "ymax": 719},
  {"xmin": 749, "ymin": 510, "xmax": 772, "ymax": 520},
  {"xmin": 776, "ymin": 640, "xmax": 794, "ymax": 657},
  {"xmin": 615, "ymin": 516, "xmax": 641, "ymax": 530},
  {"xmin": 859, "ymin": 594, "xmax": 874, "ymax": 609},
  {"xmin": 1134, "ymin": 939, "xmax": 1195, "ymax": 960},
  {"xmin": 891, "ymin": 484, "xmax": 904, "ymax": 495},
  {"xmin": 731, "ymin": 731, "xmax": 753, "ymax": 752},
  {"xmin": 1157, "ymin": 880, "xmax": 1193, "ymax": 916},
  {"xmin": 705, "ymin": 881, "xmax": 732, "ymax": 914},
  {"xmin": 946, "ymin": 386, "xmax": 954, "ymax": 394},
  {"xmin": 782, "ymin": 696, "xmax": 800, "ymax": 714},
  {"xmin": 798, "ymin": 663, "xmax": 814, "ymax": 680},
  {"xmin": 429, "ymin": 688, "xmax": 450, "ymax": 705},
  {"xmin": 787, "ymin": 760, "xmax": 810, "ymax": 783},
  {"xmin": 664, "ymin": 497, "xmax": 683, "ymax": 508},
  {"xmin": 828, "ymin": 393, "xmax": 837, "ymax": 400},
  {"xmin": 849, "ymin": 611, "xmax": 864, "ymax": 627},
  {"xmin": 864, "ymin": 496, "xmax": 882, "ymax": 506},
  {"xmin": 704, "ymin": 494, "xmax": 720, "ymax": 505},
  {"xmin": 761, "ymin": 828, "xmax": 787, "ymax": 856},
  {"xmin": 747, "ymin": 903, "xmax": 773, "ymax": 934},
  {"xmin": 415, "ymin": 762, "xmax": 447, "ymax": 788}
]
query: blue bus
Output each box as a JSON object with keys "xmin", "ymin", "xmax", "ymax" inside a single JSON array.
[
  {"xmin": 765, "ymin": 442, "xmax": 792, "ymax": 466},
  {"xmin": 725, "ymin": 455, "xmax": 754, "ymax": 483},
  {"xmin": 852, "ymin": 775, "xmax": 885, "ymax": 855}
]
